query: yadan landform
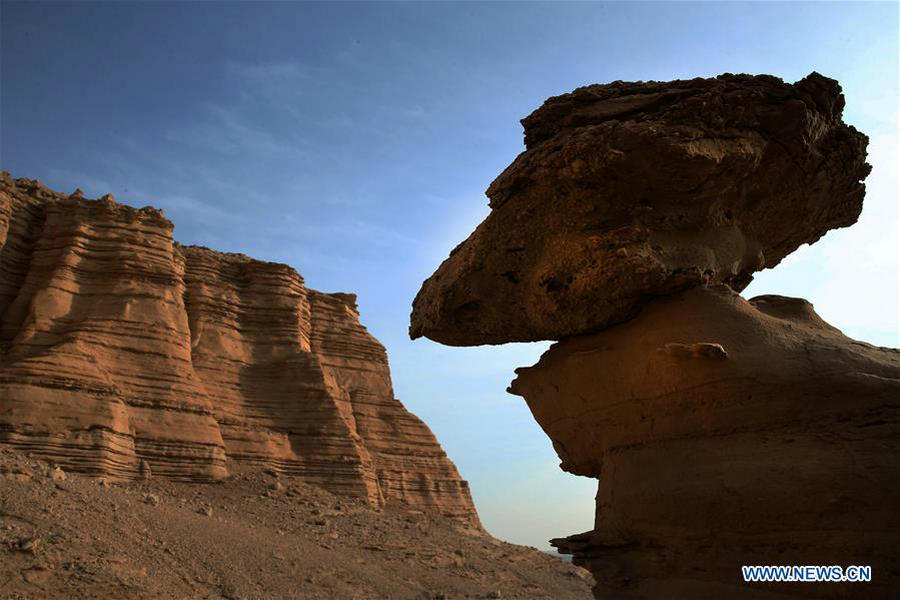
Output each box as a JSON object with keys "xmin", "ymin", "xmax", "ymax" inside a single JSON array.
[
  {"xmin": 412, "ymin": 72, "xmax": 899, "ymax": 599},
  {"xmin": 0, "ymin": 172, "xmax": 593, "ymax": 599}
]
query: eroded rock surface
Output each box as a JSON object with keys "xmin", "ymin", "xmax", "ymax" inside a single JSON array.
[
  {"xmin": 0, "ymin": 178, "xmax": 226, "ymax": 482},
  {"xmin": 509, "ymin": 286, "xmax": 899, "ymax": 598},
  {"xmin": 410, "ymin": 72, "xmax": 870, "ymax": 345},
  {"xmin": 0, "ymin": 172, "xmax": 478, "ymax": 524}
]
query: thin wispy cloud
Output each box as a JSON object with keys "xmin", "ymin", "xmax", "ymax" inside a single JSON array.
[
  {"xmin": 226, "ymin": 61, "xmax": 315, "ymax": 87},
  {"xmin": 164, "ymin": 103, "xmax": 312, "ymax": 159}
]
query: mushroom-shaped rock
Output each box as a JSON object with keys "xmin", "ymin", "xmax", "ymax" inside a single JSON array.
[{"xmin": 410, "ymin": 72, "xmax": 870, "ymax": 346}]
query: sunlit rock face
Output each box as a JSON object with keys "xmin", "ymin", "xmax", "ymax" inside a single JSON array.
[
  {"xmin": 410, "ymin": 72, "xmax": 870, "ymax": 346},
  {"xmin": 0, "ymin": 177, "xmax": 227, "ymax": 482},
  {"xmin": 0, "ymin": 172, "xmax": 479, "ymax": 525},
  {"xmin": 411, "ymin": 73, "xmax": 899, "ymax": 598}
]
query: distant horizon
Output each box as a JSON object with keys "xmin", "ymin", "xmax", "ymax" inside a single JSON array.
[{"xmin": 2, "ymin": 1, "xmax": 897, "ymax": 551}]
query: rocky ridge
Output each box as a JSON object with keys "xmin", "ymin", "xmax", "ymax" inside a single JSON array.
[
  {"xmin": 0, "ymin": 172, "xmax": 478, "ymax": 524},
  {"xmin": 411, "ymin": 73, "xmax": 899, "ymax": 598}
]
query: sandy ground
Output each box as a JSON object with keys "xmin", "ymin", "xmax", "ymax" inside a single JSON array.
[{"xmin": 0, "ymin": 448, "xmax": 592, "ymax": 599}]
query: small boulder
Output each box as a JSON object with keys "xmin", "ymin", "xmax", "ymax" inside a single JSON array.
[
  {"xmin": 49, "ymin": 466, "xmax": 66, "ymax": 483},
  {"xmin": 18, "ymin": 537, "xmax": 39, "ymax": 554}
]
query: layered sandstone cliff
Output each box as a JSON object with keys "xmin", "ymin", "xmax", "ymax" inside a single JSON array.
[
  {"xmin": 0, "ymin": 172, "xmax": 478, "ymax": 524},
  {"xmin": 412, "ymin": 72, "xmax": 898, "ymax": 598}
]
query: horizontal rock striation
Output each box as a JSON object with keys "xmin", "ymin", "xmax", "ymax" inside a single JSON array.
[
  {"xmin": 309, "ymin": 291, "xmax": 478, "ymax": 520},
  {"xmin": 180, "ymin": 247, "xmax": 381, "ymax": 502},
  {"xmin": 0, "ymin": 172, "xmax": 479, "ymax": 524},
  {"xmin": 410, "ymin": 72, "xmax": 870, "ymax": 346},
  {"xmin": 510, "ymin": 286, "xmax": 900, "ymax": 598},
  {"xmin": 0, "ymin": 178, "xmax": 226, "ymax": 482}
]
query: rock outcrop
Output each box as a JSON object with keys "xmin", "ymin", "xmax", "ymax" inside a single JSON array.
[
  {"xmin": 412, "ymin": 73, "xmax": 898, "ymax": 598},
  {"xmin": 0, "ymin": 172, "xmax": 479, "ymax": 524},
  {"xmin": 410, "ymin": 72, "xmax": 870, "ymax": 346}
]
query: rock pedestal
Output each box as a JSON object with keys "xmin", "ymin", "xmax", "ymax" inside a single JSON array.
[
  {"xmin": 411, "ymin": 73, "xmax": 896, "ymax": 597},
  {"xmin": 511, "ymin": 286, "xmax": 900, "ymax": 598}
]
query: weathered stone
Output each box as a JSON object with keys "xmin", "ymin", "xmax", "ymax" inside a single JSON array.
[
  {"xmin": 410, "ymin": 70, "xmax": 893, "ymax": 598},
  {"xmin": 410, "ymin": 72, "xmax": 870, "ymax": 345},
  {"xmin": 49, "ymin": 466, "xmax": 66, "ymax": 483},
  {"xmin": 18, "ymin": 537, "xmax": 39, "ymax": 554},
  {"xmin": 510, "ymin": 285, "xmax": 900, "ymax": 598}
]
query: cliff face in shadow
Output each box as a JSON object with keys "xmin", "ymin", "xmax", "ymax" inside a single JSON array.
[
  {"xmin": 0, "ymin": 172, "xmax": 478, "ymax": 525},
  {"xmin": 411, "ymin": 72, "xmax": 899, "ymax": 598},
  {"xmin": 512, "ymin": 286, "xmax": 899, "ymax": 599}
]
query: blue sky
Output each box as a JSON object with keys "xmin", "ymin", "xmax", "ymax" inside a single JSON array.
[{"xmin": 2, "ymin": 1, "xmax": 897, "ymax": 550}]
